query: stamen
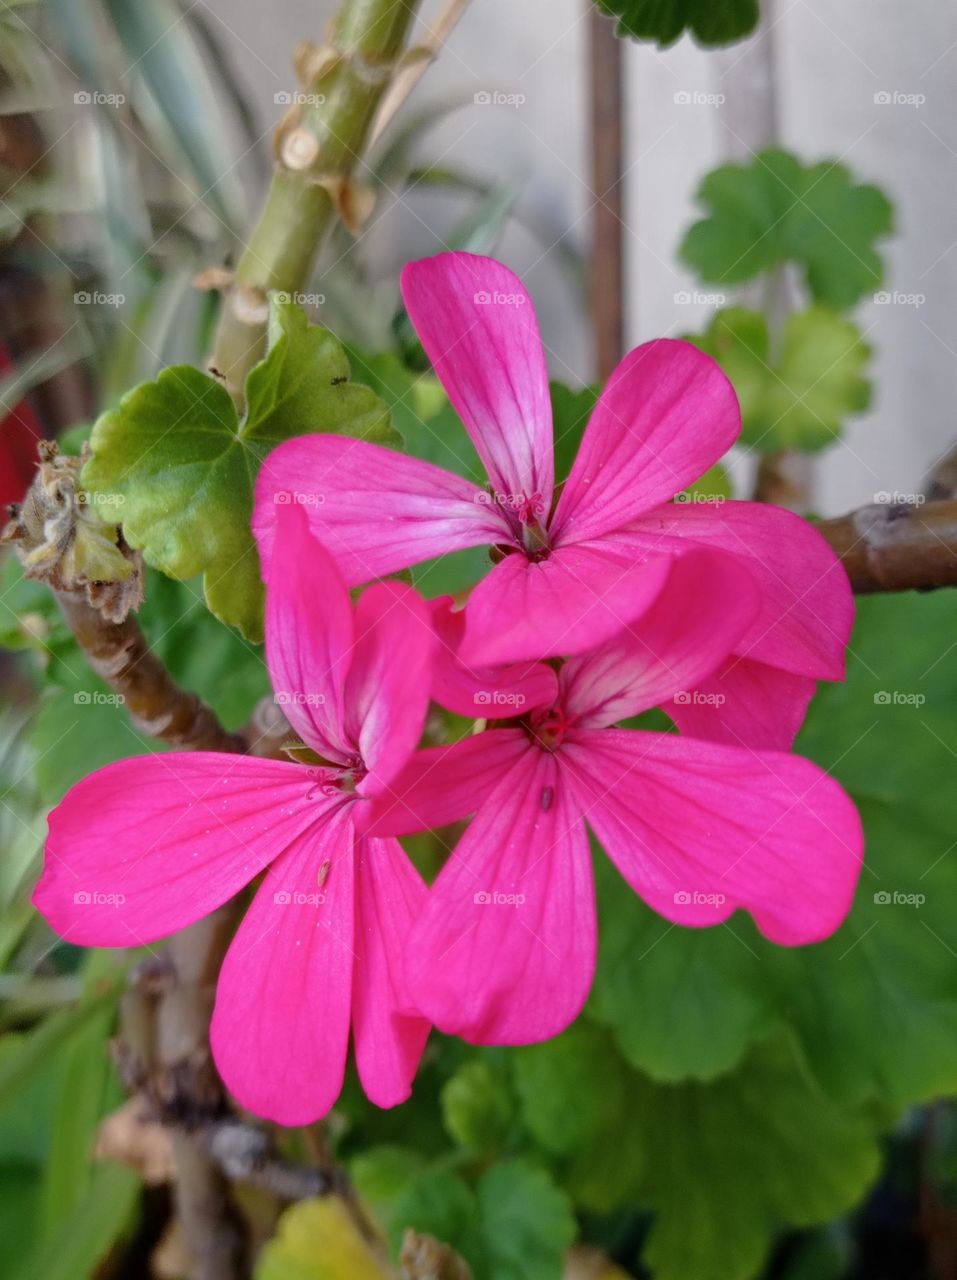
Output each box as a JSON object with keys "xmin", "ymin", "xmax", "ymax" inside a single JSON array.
[{"xmin": 527, "ymin": 706, "xmax": 570, "ymax": 751}]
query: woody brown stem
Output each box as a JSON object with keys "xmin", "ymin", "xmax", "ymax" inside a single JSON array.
[
  {"xmin": 817, "ymin": 499, "xmax": 957, "ymax": 593},
  {"xmin": 54, "ymin": 590, "xmax": 245, "ymax": 753}
]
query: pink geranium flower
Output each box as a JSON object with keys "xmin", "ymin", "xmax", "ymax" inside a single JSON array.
[
  {"xmin": 369, "ymin": 547, "xmax": 863, "ymax": 1044},
  {"xmin": 253, "ymin": 251, "xmax": 852, "ymax": 748},
  {"xmin": 33, "ymin": 504, "xmax": 435, "ymax": 1125}
]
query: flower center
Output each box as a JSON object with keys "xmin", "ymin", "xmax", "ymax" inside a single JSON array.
[
  {"xmin": 485, "ymin": 487, "xmax": 552, "ymax": 562},
  {"xmin": 520, "ymin": 514, "xmax": 550, "ymax": 561},
  {"xmin": 306, "ymin": 757, "xmax": 366, "ymax": 799},
  {"xmin": 526, "ymin": 705, "xmax": 570, "ymax": 751}
]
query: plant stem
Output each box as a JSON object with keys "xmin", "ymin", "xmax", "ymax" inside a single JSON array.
[
  {"xmin": 54, "ymin": 591, "xmax": 245, "ymax": 753},
  {"xmin": 817, "ymin": 499, "xmax": 957, "ymax": 592},
  {"xmin": 209, "ymin": 0, "xmax": 423, "ymax": 404}
]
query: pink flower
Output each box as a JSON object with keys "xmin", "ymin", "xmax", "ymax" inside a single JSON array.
[
  {"xmin": 32, "ymin": 504, "xmax": 435, "ymax": 1125},
  {"xmin": 369, "ymin": 547, "xmax": 863, "ymax": 1045},
  {"xmin": 253, "ymin": 252, "xmax": 852, "ymax": 748}
]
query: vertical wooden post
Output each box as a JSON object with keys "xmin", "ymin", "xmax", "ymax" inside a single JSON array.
[{"xmin": 588, "ymin": 8, "xmax": 625, "ymax": 383}]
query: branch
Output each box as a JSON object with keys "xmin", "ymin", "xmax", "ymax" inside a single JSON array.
[
  {"xmin": 209, "ymin": 0, "xmax": 425, "ymax": 404},
  {"xmin": 119, "ymin": 915, "xmax": 249, "ymax": 1280},
  {"xmin": 818, "ymin": 499, "xmax": 957, "ymax": 593},
  {"xmin": 753, "ymin": 449, "xmax": 812, "ymax": 511},
  {"xmin": 55, "ymin": 591, "xmax": 246, "ymax": 753}
]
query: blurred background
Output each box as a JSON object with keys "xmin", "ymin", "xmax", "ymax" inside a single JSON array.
[
  {"xmin": 211, "ymin": 0, "xmax": 957, "ymax": 511},
  {"xmin": 4, "ymin": 0, "xmax": 956, "ymax": 511}
]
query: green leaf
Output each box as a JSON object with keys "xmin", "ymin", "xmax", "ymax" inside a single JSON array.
[
  {"xmin": 589, "ymin": 853, "xmax": 777, "ymax": 1083},
  {"xmin": 440, "ymin": 1059, "xmax": 513, "ymax": 1155},
  {"xmin": 350, "ymin": 1145, "xmax": 427, "ymax": 1223},
  {"xmin": 13, "ymin": 1161, "xmax": 138, "ymax": 1280},
  {"xmin": 388, "ymin": 1167, "xmax": 481, "ymax": 1265},
  {"xmin": 586, "ymin": 590, "xmax": 957, "ymax": 1112},
  {"xmin": 690, "ymin": 306, "xmax": 871, "ymax": 451},
  {"xmin": 0, "ymin": 714, "xmax": 43, "ymax": 911},
  {"xmin": 476, "ymin": 1160, "xmax": 576, "ymax": 1280},
  {"xmin": 254, "ymin": 1198, "xmax": 392, "ymax": 1280},
  {"xmin": 39, "ymin": 954, "xmax": 124, "ymax": 1234},
  {"xmin": 344, "ymin": 347, "xmax": 491, "ymax": 598},
  {"xmin": 30, "ymin": 669, "xmax": 164, "ymax": 807},
  {"xmin": 513, "ymin": 1022, "xmax": 645, "ymax": 1212},
  {"xmin": 138, "ymin": 571, "xmax": 270, "ymax": 729},
  {"xmin": 677, "ymin": 462, "xmax": 732, "ymax": 503},
  {"xmin": 680, "ymin": 149, "xmax": 893, "ymax": 305},
  {"xmin": 551, "ymin": 381, "xmax": 599, "ymax": 485},
  {"xmin": 83, "ymin": 300, "xmax": 395, "ymax": 641},
  {"xmin": 633, "ymin": 1036, "xmax": 880, "ymax": 1280},
  {"xmin": 353, "ymin": 1147, "xmax": 573, "ymax": 1280},
  {"xmin": 346, "ymin": 346, "xmax": 481, "ymax": 482},
  {"xmin": 0, "ymin": 989, "xmax": 118, "ymax": 1111},
  {"xmin": 594, "ymin": 0, "xmax": 758, "ymax": 47}
]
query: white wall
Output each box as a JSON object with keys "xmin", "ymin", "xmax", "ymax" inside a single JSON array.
[{"xmin": 213, "ymin": 0, "xmax": 957, "ymax": 513}]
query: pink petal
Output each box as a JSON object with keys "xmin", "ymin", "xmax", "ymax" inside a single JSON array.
[
  {"xmin": 460, "ymin": 543, "xmax": 675, "ymax": 666},
  {"xmin": 254, "ymin": 435, "xmax": 508, "ymax": 587},
  {"xmin": 345, "ymin": 582, "xmax": 435, "ymax": 798},
  {"xmin": 562, "ymin": 729, "xmax": 863, "ymax": 945},
  {"xmin": 618, "ymin": 499, "xmax": 853, "ymax": 679},
  {"xmin": 560, "ymin": 547, "xmax": 761, "ymax": 727},
  {"xmin": 352, "ymin": 836, "xmax": 431, "ymax": 1107},
  {"xmin": 401, "ymin": 253, "xmax": 554, "ymax": 518},
  {"xmin": 550, "ymin": 340, "xmax": 740, "ymax": 544},
  {"xmin": 33, "ymin": 753, "xmax": 324, "ymax": 947},
  {"xmin": 430, "ymin": 597, "xmax": 558, "ymax": 719},
  {"xmin": 265, "ymin": 503, "xmax": 352, "ymax": 761},
  {"xmin": 668, "ymin": 657, "xmax": 817, "ymax": 751},
  {"xmin": 404, "ymin": 746, "xmax": 596, "ymax": 1044},
  {"xmin": 364, "ymin": 730, "xmax": 529, "ymax": 837},
  {"xmin": 210, "ymin": 805, "xmax": 356, "ymax": 1126}
]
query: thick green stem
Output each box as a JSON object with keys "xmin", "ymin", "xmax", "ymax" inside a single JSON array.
[{"xmin": 210, "ymin": 0, "xmax": 422, "ymax": 403}]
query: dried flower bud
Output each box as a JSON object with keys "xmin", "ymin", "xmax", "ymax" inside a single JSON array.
[{"xmin": 1, "ymin": 441, "xmax": 144, "ymax": 622}]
